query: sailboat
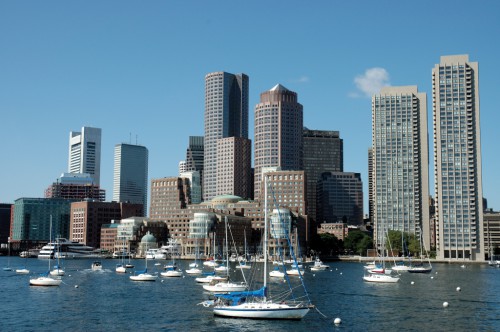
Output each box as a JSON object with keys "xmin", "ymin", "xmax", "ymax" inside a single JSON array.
[
  {"xmin": 50, "ymin": 238, "xmax": 65, "ymax": 276},
  {"xmin": 161, "ymin": 253, "xmax": 183, "ymax": 277},
  {"xmin": 203, "ymin": 217, "xmax": 247, "ymax": 293},
  {"xmin": 3, "ymin": 237, "xmax": 12, "ymax": 271},
  {"xmin": 203, "ymin": 233, "xmax": 219, "ymax": 268},
  {"xmin": 130, "ymin": 241, "xmax": 157, "ymax": 281},
  {"xmin": 186, "ymin": 240, "xmax": 202, "ymax": 275},
  {"xmin": 211, "ymin": 176, "xmax": 311, "ymax": 319},
  {"xmin": 116, "ymin": 238, "xmax": 127, "ymax": 273},
  {"xmin": 363, "ymin": 230, "xmax": 399, "ymax": 283},
  {"xmin": 392, "ymin": 232, "xmax": 411, "ymax": 272},
  {"xmin": 16, "ymin": 243, "xmax": 30, "ymax": 274},
  {"xmin": 236, "ymin": 229, "xmax": 251, "ymax": 270},
  {"xmin": 408, "ymin": 231, "xmax": 432, "ymax": 273},
  {"xmin": 30, "ymin": 216, "xmax": 62, "ymax": 286}
]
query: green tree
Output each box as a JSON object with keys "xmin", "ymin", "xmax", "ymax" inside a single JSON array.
[
  {"xmin": 344, "ymin": 230, "xmax": 373, "ymax": 256},
  {"xmin": 310, "ymin": 233, "xmax": 342, "ymax": 256}
]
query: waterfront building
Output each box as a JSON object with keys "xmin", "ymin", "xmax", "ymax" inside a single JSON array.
[
  {"xmin": 112, "ymin": 143, "xmax": 149, "ymax": 215},
  {"xmin": 254, "ymin": 84, "xmax": 303, "ymax": 199},
  {"xmin": 432, "ymin": 55, "xmax": 484, "ymax": 261},
  {"xmin": 303, "ymin": 129, "xmax": 343, "ymax": 223},
  {"xmin": 204, "ymin": 72, "xmax": 249, "ymax": 202},
  {"xmin": 317, "ymin": 172, "xmax": 363, "ymax": 225},
  {"xmin": 70, "ymin": 201, "xmax": 143, "ymax": 248},
  {"xmin": 11, "ymin": 198, "xmax": 74, "ymax": 242},
  {"xmin": 216, "ymin": 137, "xmax": 252, "ymax": 199},
  {"xmin": 45, "ymin": 173, "xmax": 105, "ymax": 201},
  {"xmin": 368, "ymin": 148, "xmax": 374, "ymax": 226},
  {"xmin": 0, "ymin": 203, "xmax": 12, "ymax": 247},
  {"xmin": 100, "ymin": 222, "xmax": 119, "ymax": 253},
  {"xmin": 68, "ymin": 126, "xmax": 102, "ymax": 185},
  {"xmin": 484, "ymin": 210, "xmax": 500, "ymax": 260},
  {"xmin": 180, "ymin": 171, "xmax": 202, "ymax": 204},
  {"xmin": 372, "ymin": 86, "xmax": 430, "ymax": 250}
]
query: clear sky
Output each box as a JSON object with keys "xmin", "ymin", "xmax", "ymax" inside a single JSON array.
[{"xmin": 1, "ymin": 1, "xmax": 499, "ymax": 212}]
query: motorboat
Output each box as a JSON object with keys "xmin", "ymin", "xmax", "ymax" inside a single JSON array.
[
  {"xmin": 91, "ymin": 261, "xmax": 103, "ymax": 271},
  {"xmin": 310, "ymin": 258, "xmax": 329, "ymax": 271}
]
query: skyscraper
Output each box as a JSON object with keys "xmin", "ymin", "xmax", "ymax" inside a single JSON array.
[
  {"xmin": 113, "ymin": 143, "xmax": 149, "ymax": 215},
  {"xmin": 204, "ymin": 72, "xmax": 249, "ymax": 202},
  {"xmin": 185, "ymin": 136, "xmax": 204, "ymax": 179},
  {"xmin": 68, "ymin": 126, "xmax": 102, "ymax": 185},
  {"xmin": 372, "ymin": 86, "xmax": 430, "ymax": 250},
  {"xmin": 216, "ymin": 137, "xmax": 252, "ymax": 199},
  {"xmin": 432, "ymin": 55, "xmax": 484, "ymax": 261},
  {"xmin": 254, "ymin": 84, "xmax": 303, "ymax": 199},
  {"xmin": 303, "ymin": 129, "xmax": 343, "ymax": 223}
]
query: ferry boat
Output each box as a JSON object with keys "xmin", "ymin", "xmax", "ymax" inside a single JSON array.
[{"xmin": 38, "ymin": 238, "xmax": 99, "ymax": 259}]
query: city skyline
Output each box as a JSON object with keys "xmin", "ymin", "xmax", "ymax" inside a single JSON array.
[{"xmin": 1, "ymin": 2, "xmax": 499, "ymax": 213}]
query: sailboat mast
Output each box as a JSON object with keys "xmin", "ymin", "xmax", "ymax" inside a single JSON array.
[
  {"xmin": 225, "ymin": 216, "xmax": 229, "ymax": 277},
  {"xmin": 263, "ymin": 175, "xmax": 268, "ymax": 293}
]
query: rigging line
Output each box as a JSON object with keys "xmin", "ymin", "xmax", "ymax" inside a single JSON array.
[
  {"xmin": 269, "ymin": 184, "xmax": 312, "ymax": 305},
  {"xmin": 227, "ymin": 223, "xmax": 248, "ymax": 285}
]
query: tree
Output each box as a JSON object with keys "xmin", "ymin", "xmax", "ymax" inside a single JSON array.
[
  {"xmin": 310, "ymin": 233, "xmax": 342, "ymax": 256},
  {"xmin": 344, "ymin": 230, "xmax": 373, "ymax": 256}
]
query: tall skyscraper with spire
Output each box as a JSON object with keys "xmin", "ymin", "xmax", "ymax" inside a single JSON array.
[
  {"xmin": 203, "ymin": 72, "xmax": 249, "ymax": 202},
  {"xmin": 68, "ymin": 126, "xmax": 102, "ymax": 185},
  {"xmin": 113, "ymin": 143, "xmax": 149, "ymax": 216},
  {"xmin": 432, "ymin": 54, "xmax": 484, "ymax": 261},
  {"xmin": 254, "ymin": 84, "xmax": 303, "ymax": 199},
  {"xmin": 372, "ymin": 86, "xmax": 430, "ymax": 250}
]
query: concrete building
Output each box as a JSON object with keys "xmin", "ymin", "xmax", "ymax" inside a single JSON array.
[
  {"xmin": 45, "ymin": 173, "xmax": 105, "ymax": 201},
  {"xmin": 204, "ymin": 72, "xmax": 249, "ymax": 202},
  {"xmin": 317, "ymin": 172, "xmax": 363, "ymax": 225},
  {"xmin": 484, "ymin": 211, "xmax": 500, "ymax": 260},
  {"xmin": 185, "ymin": 136, "xmax": 204, "ymax": 193},
  {"xmin": 178, "ymin": 161, "xmax": 187, "ymax": 175},
  {"xmin": 254, "ymin": 84, "xmax": 303, "ymax": 199},
  {"xmin": 68, "ymin": 126, "xmax": 101, "ymax": 185},
  {"xmin": 216, "ymin": 137, "xmax": 252, "ymax": 199},
  {"xmin": 0, "ymin": 203, "xmax": 12, "ymax": 248},
  {"xmin": 113, "ymin": 143, "xmax": 148, "ymax": 215},
  {"xmin": 317, "ymin": 222, "xmax": 349, "ymax": 241},
  {"xmin": 432, "ymin": 55, "xmax": 484, "ymax": 261},
  {"xmin": 372, "ymin": 86, "xmax": 430, "ymax": 250},
  {"xmin": 303, "ymin": 129, "xmax": 343, "ymax": 223},
  {"xmin": 70, "ymin": 201, "xmax": 143, "ymax": 248}
]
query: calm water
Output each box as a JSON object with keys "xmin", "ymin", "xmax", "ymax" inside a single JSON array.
[{"xmin": 1, "ymin": 257, "xmax": 499, "ymax": 331}]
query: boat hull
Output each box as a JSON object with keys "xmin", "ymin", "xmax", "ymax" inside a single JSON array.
[
  {"xmin": 214, "ymin": 303, "xmax": 309, "ymax": 320},
  {"xmin": 363, "ymin": 274, "xmax": 399, "ymax": 283},
  {"xmin": 29, "ymin": 277, "xmax": 62, "ymax": 286},
  {"xmin": 130, "ymin": 274, "xmax": 157, "ymax": 281},
  {"xmin": 407, "ymin": 267, "xmax": 432, "ymax": 273}
]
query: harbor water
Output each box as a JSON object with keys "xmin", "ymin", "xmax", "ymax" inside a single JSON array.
[{"xmin": 1, "ymin": 257, "xmax": 499, "ymax": 331}]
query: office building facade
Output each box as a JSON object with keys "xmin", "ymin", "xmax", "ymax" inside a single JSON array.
[
  {"xmin": 303, "ymin": 129, "xmax": 343, "ymax": 223},
  {"xmin": 113, "ymin": 143, "xmax": 149, "ymax": 215},
  {"xmin": 432, "ymin": 54, "xmax": 484, "ymax": 260},
  {"xmin": 254, "ymin": 84, "xmax": 303, "ymax": 199},
  {"xmin": 204, "ymin": 72, "xmax": 249, "ymax": 202},
  {"xmin": 216, "ymin": 137, "xmax": 252, "ymax": 199},
  {"xmin": 68, "ymin": 126, "xmax": 102, "ymax": 185}
]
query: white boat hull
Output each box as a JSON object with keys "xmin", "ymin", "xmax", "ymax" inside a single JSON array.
[
  {"xmin": 29, "ymin": 276, "xmax": 62, "ymax": 286},
  {"xmin": 161, "ymin": 270, "xmax": 183, "ymax": 277},
  {"xmin": 130, "ymin": 273, "xmax": 157, "ymax": 281},
  {"xmin": 16, "ymin": 268, "xmax": 30, "ymax": 274},
  {"xmin": 214, "ymin": 302, "xmax": 309, "ymax": 319},
  {"xmin": 363, "ymin": 273, "xmax": 399, "ymax": 283},
  {"xmin": 185, "ymin": 268, "xmax": 202, "ymax": 275},
  {"xmin": 269, "ymin": 270, "xmax": 285, "ymax": 278},
  {"xmin": 203, "ymin": 282, "xmax": 247, "ymax": 293},
  {"xmin": 50, "ymin": 269, "xmax": 65, "ymax": 276},
  {"xmin": 116, "ymin": 266, "xmax": 127, "ymax": 273}
]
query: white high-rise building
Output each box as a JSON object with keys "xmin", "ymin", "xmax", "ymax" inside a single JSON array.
[
  {"xmin": 432, "ymin": 54, "xmax": 484, "ymax": 261},
  {"xmin": 113, "ymin": 143, "xmax": 149, "ymax": 216},
  {"xmin": 180, "ymin": 170, "xmax": 202, "ymax": 204},
  {"xmin": 372, "ymin": 86, "xmax": 430, "ymax": 250},
  {"xmin": 68, "ymin": 126, "xmax": 102, "ymax": 185}
]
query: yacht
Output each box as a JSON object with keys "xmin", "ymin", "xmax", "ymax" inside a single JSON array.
[{"xmin": 38, "ymin": 238, "xmax": 98, "ymax": 259}]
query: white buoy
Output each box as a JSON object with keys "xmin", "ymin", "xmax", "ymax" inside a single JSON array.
[
  {"xmin": 313, "ymin": 274, "xmax": 315, "ymax": 277},
  {"xmin": 431, "ymin": 276, "xmax": 434, "ymax": 279},
  {"xmin": 74, "ymin": 285, "xmax": 78, "ymax": 288},
  {"xmin": 456, "ymin": 287, "xmax": 461, "ymax": 292},
  {"xmin": 334, "ymin": 317, "xmax": 342, "ymax": 325},
  {"xmin": 411, "ymin": 281, "xmax": 414, "ymax": 285},
  {"xmin": 443, "ymin": 302, "xmax": 449, "ymax": 308},
  {"xmin": 340, "ymin": 272, "xmax": 342, "ymax": 275}
]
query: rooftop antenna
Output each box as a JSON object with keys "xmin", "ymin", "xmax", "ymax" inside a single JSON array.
[{"xmin": 129, "ymin": 133, "xmax": 132, "ymax": 144}]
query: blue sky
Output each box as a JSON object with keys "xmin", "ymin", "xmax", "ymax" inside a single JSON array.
[{"xmin": 1, "ymin": 1, "xmax": 499, "ymax": 212}]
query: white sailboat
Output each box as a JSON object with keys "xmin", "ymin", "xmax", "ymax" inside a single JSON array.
[
  {"xmin": 50, "ymin": 238, "xmax": 65, "ymax": 276},
  {"xmin": 116, "ymin": 238, "xmax": 127, "ymax": 273},
  {"xmin": 363, "ymin": 230, "xmax": 399, "ymax": 283},
  {"xmin": 408, "ymin": 231, "xmax": 432, "ymax": 274},
  {"xmin": 130, "ymin": 242, "xmax": 157, "ymax": 281},
  {"xmin": 30, "ymin": 216, "xmax": 62, "ymax": 286},
  {"xmin": 186, "ymin": 240, "xmax": 203, "ymax": 275},
  {"xmin": 203, "ymin": 217, "xmax": 246, "ymax": 293},
  {"xmin": 236, "ymin": 229, "xmax": 252, "ymax": 270},
  {"xmin": 3, "ymin": 237, "xmax": 12, "ymax": 271},
  {"xmin": 211, "ymin": 175, "xmax": 311, "ymax": 319},
  {"xmin": 161, "ymin": 253, "xmax": 183, "ymax": 277}
]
